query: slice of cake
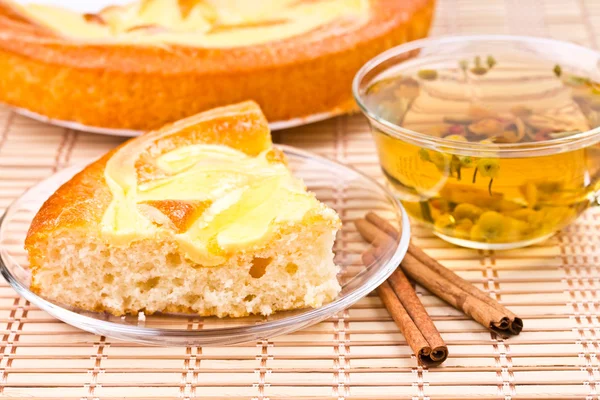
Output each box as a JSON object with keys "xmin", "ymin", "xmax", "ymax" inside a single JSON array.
[{"xmin": 25, "ymin": 101, "xmax": 341, "ymax": 317}]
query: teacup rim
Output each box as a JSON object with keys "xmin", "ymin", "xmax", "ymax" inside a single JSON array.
[{"xmin": 352, "ymin": 34, "xmax": 600, "ymax": 157}]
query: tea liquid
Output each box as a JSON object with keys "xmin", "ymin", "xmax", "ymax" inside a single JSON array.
[{"xmin": 364, "ymin": 55, "xmax": 600, "ymax": 247}]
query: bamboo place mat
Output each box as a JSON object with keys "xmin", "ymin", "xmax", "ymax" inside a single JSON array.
[{"xmin": 2, "ymin": 0, "xmax": 600, "ymax": 399}]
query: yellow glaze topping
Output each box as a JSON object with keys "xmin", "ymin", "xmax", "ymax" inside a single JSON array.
[
  {"xmin": 10, "ymin": 0, "xmax": 369, "ymax": 47},
  {"xmin": 102, "ymin": 143, "xmax": 316, "ymax": 266}
]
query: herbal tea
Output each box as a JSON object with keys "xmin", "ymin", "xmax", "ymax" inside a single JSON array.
[{"xmin": 364, "ymin": 55, "xmax": 600, "ymax": 248}]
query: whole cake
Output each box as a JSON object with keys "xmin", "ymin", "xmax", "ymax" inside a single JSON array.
[
  {"xmin": 25, "ymin": 101, "xmax": 342, "ymax": 317},
  {"xmin": 0, "ymin": 0, "xmax": 434, "ymax": 130}
]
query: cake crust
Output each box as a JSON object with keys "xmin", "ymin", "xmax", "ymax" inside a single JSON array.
[{"xmin": 0, "ymin": 0, "xmax": 435, "ymax": 130}]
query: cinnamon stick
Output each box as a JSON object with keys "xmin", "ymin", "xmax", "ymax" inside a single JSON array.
[
  {"xmin": 361, "ymin": 241, "xmax": 448, "ymax": 367},
  {"xmin": 365, "ymin": 211, "xmax": 401, "ymax": 240},
  {"xmin": 387, "ymin": 267, "xmax": 447, "ymax": 364},
  {"xmin": 358, "ymin": 213, "xmax": 523, "ymax": 337},
  {"xmin": 366, "ymin": 211, "xmax": 520, "ymax": 331},
  {"xmin": 405, "ymin": 244, "xmax": 523, "ymax": 335}
]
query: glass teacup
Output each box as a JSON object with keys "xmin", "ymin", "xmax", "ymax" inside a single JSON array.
[{"xmin": 353, "ymin": 35, "xmax": 600, "ymax": 249}]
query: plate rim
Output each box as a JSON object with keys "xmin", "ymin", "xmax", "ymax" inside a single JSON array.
[
  {"xmin": 0, "ymin": 144, "xmax": 410, "ymax": 342},
  {"xmin": 9, "ymin": 105, "xmax": 347, "ymax": 136}
]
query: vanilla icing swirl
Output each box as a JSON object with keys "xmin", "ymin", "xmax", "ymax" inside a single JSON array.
[
  {"xmin": 102, "ymin": 142, "xmax": 317, "ymax": 267},
  {"xmin": 10, "ymin": 0, "xmax": 369, "ymax": 47}
]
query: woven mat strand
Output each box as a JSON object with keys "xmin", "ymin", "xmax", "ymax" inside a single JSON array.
[{"xmin": 1, "ymin": 0, "xmax": 600, "ymax": 398}]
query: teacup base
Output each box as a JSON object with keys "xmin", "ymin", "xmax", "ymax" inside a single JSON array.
[{"xmin": 434, "ymin": 231, "xmax": 557, "ymax": 250}]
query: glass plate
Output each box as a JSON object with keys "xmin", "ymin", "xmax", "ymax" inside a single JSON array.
[
  {"xmin": 10, "ymin": 105, "xmax": 344, "ymax": 137},
  {"xmin": 0, "ymin": 145, "xmax": 410, "ymax": 345}
]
